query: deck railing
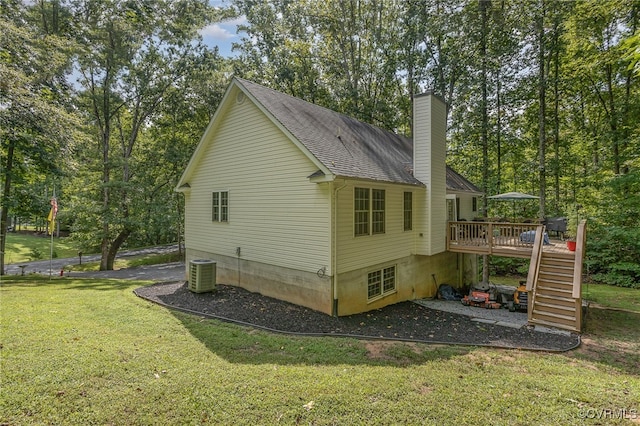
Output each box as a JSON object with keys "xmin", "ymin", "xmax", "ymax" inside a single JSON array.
[{"xmin": 447, "ymin": 221, "xmax": 540, "ymax": 257}]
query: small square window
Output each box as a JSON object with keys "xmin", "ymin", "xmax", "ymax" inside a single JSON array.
[
  {"xmin": 367, "ymin": 270, "xmax": 381, "ymax": 299},
  {"xmin": 383, "ymin": 267, "xmax": 395, "ymax": 293}
]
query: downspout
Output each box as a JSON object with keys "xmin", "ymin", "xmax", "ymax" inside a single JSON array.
[{"xmin": 331, "ymin": 179, "xmax": 347, "ymax": 316}]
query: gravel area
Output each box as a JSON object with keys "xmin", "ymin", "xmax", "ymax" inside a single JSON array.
[
  {"xmin": 414, "ymin": 298, "xmax": 529, "ymax": 328},
  {"xmin": 134, "ymin": 281, "xmax": 581, "ymax": 352}
]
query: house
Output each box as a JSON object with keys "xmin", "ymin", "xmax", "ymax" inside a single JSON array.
[{"xmin": 176, "ymin": 78, "xmax": 482, "ymax": 316}]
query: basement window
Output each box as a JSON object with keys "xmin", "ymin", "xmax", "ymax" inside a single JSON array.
[
  {"xmin": 212, "ymin": 191, "xmax": 229, "ymax": 222},
  {"xmin": 367, "ymin": 266, "xmax": 396, "ymax": 300}
]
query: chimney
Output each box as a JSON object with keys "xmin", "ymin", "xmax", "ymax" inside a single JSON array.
[{"xmin": 413, "ymin": 92, "xmax": 447, "ymax": 255}]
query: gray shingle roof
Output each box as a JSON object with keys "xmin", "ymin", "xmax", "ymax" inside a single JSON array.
[
  {"xmin": 446, "ymin": 167, "xmax": 482, "ymax": 194},
  {"xmin": 236, "ymin": 78, "xmax": 480, "ymax": 193}
]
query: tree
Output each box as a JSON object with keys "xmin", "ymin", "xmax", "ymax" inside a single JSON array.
[
  {"xmin": 0, "ymin": 2, "xmax": 78, "ymax": 274},
  {"xmin": 69, "ymin": 0, "xmax": 224, "ymax": 270}
]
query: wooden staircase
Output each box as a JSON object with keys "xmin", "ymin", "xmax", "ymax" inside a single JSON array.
[
  {"xmin": 528, "ymin": 252, "xmax": 582, "ymax": 331},
  {"xmin": 527, "ymin": 220, "xmax": 587, "ymax": 333}
]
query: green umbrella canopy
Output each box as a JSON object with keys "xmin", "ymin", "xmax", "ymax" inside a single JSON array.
[
  {"xmin": 487, "ymin": 192, "xmax": 539, "ymax": 220},
  {"xmin": 487, "ymin": 192, "xmax": 539, "ymax": 200}
]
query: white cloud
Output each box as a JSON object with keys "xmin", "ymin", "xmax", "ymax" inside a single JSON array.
[
  {"xmin": 200, "ymin": 24, "xmax": 236, "ymax": 41},
  {"xmin": 225, "ymin": 16, "xmax": 248, "ymax": 26}
]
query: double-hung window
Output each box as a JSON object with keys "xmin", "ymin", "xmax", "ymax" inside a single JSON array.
[
  {"xmin": 354, "ymin": 187, "xmax": 370, "ymax": 236},
  {"xmin": 354, "ymin": 187, "xmax": 385, "ymax": 236},
  {"xmin": 212, "ymin": 191, "xmax": 229, "ymax": 222},
  {"xmin": 372, "ymin": 189, "xmax": 385, "ymax": 234}
]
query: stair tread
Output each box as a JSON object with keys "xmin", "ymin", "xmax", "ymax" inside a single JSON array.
[
  {"xmin": 541, "ymin": 253, "xmax": 574, "ymax": 259},
  {"xmin": 536, "ymin": 286, "xmax": 573, "ymax": 294},
  {"xmin": 528, "ymin": 318, "xmax": 579, "ymax": 332},
  {"xmin": 532, "ymin": 309, "xmax": 576, "ymax": 321},
  {"xmin": 534, "ymin": 301, "xmax": 576, "ymax": 312},
  {"xmin": 539, "ymin": 271, "xmax": 574, "ymax": 278},
  {"xmin": 538, "ymin": 277, "xmax": 574, "ymax": 285},
  {"xmin": 540, "ymin": 257, "xmax": 574, "ymax": 263},
  {"xmin": 540, "ymin": 264, "xmax": 574, "ymax": 270},
  {"xmin": 536, "ymin": 294, "xmax": 576, "ymax": 303}
]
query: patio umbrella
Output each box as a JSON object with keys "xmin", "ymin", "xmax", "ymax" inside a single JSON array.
[{"xmin": 487, "ymin": 191, "xmax": 539, "ymax": 221}]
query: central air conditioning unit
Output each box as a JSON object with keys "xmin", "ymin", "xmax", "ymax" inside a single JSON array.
[{"xmin": 188, "ymin": 259, "xmax": 216, "ymax": 293}]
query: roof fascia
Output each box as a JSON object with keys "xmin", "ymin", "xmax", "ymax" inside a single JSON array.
[
  {"xmin": 446, "ymin": 189, "xmax": 484, "ymax": 196},
  {"xmin": 340, "ymin": 176, "xmax": 425, "ymax": 188}
]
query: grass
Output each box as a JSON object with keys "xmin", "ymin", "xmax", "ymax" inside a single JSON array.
[
  {"xmin": 3, "ymin": 232, "xmax": 81, "ymax": 264},
  {"xmin": 490, "ymin": 276, "xmax": 640, "ymax": 313},
  {"xmin": 1, "ymin": 276, "xmax": 639, "ymax": 425},
  {"xmin": 68, "ymin": 251, "xmax": 183, "ymax": 272},
  {"xmin": 582, "ymin": 282, "xmax": 640, "ymax": 313}
]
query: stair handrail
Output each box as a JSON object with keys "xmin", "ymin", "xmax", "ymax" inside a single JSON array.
[
  {"xmin": 525, "ymin": 224, "xmax": 545, "ymax": 292},
  {"xmin": 525, "ymin": 225, "xmax": 545, "ymax": 322},
  {"xmin": 572, "ymin": 220, "xmax": 587, "ymax": 299}
]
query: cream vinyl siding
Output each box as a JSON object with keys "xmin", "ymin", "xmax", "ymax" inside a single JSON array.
[
  {"xmin": 335, "ymin": 181, "xmax": 421, "ymax": 274},
  {"xmin": 413, "ymin": 93, "xmax": 447, "ymax": 255},
  {"xmin": 184, "ymin": 90, "xmax": 331, "ymax": 273},
  {"xmin": 456, "ymin": 193, "xmax": 478, "ymax": 221}
]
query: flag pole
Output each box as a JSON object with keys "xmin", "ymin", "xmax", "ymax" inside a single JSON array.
[
  {"xmin": 49, "ymin": 189, "xmax": 56, "ymax": 279},
  {"xmin": 49, "ymin": 218, "xmax": 53, "ymax": 279}
]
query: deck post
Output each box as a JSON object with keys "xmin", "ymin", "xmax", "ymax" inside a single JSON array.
[{"xmin": 572, "ymin": 220, "xmax": 587, "ymax": 299}]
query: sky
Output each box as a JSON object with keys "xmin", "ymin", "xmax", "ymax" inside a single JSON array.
[{"xmin": 201, "ymin": 2, "xmax": 247, "ymax": 57}]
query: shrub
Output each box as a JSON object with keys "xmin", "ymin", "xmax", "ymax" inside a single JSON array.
[
  {"xmin": 489, "ymin": 256, "xmax": 529, "ymax": 276},
  {"xmin": 586, "ymin": 225, "xmax": 640, "ymax": 289},
  {"xmin": 28, "ymin": 247, "xmax": 43, "ymax": 261}
]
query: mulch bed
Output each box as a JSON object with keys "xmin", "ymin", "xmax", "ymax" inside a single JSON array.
[{"xmin": 134, "ymin": 282, "xmax": 580, "ymax": 352}]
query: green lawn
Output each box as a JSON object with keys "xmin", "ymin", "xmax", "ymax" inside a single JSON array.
[
  {"xmin": 487, "ymin": 276, "xmax": 640, "ymax": 313},
  {"xmin": 582, "ymin": 282, "xmax": 640, "ymax": 313},
  {"xmin": 1, "ymin": 276, "xmax": 638, "ymax": 425},
  {"xmin": 3, "ymin": 232, "xmax": 81, "ymax": 264}
]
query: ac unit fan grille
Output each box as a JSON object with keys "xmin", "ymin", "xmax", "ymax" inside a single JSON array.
[{"xmin": 188, "ymin": 260, "xmax": 216, "ymax": 293}]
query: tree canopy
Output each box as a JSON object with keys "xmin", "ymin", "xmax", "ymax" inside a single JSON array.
[{"xmin": 1, "ymin": 0, "xmax": 638, "ymax": 285}]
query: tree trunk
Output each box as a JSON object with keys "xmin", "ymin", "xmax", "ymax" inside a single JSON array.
[
  {"xmin": 553, "ymin": 42, "xmax": 560, "ymax": 212},
  {"xmin": 480, "ymin": 0, "xmax": 490, "ymax": 285},
  {"xmin": 0, "ymin": 140, "xmax": 15, "ymax": 275},
  {"xmin": 99, "ymin": 123, "xmax": 111, "ymax": 271},
  {"xmin": 538, "ymin": 0, "xmax": 546, "ymax": 220},
  {"xmin": 105, "ymin": 228, "xmax": 132, "ymax": 270}
]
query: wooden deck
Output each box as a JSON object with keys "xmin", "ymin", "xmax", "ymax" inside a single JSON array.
[
  {"xmin": 446, "ymin": 221, "xmax": 574, "ymax": 259},
  {"xmin": 447, "ymin": 220, "xmax": 586, "ymax": 332}
]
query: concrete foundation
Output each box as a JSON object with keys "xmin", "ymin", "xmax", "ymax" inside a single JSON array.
[
  {"xmin": 186, "ymin": 248, "xmax": 333, "ymax": 315},
  {"xmin": 186, "ymin": 248, "xmax": 475, "ymax": 317}
]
